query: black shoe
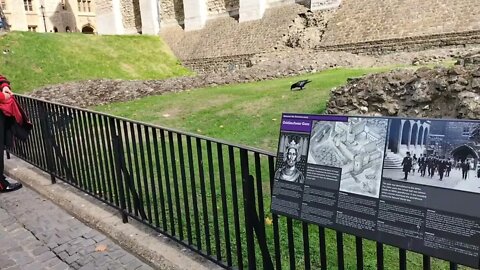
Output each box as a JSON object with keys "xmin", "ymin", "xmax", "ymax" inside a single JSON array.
[{"xmin": 0, "ymin": 180, "xmax": 22, "ymax": 193}]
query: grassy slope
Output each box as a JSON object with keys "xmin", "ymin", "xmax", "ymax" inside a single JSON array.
[
  {"xmin": 0, "ymin": 31, "xmax": 191, "ymax": 93},
  {"xmin": 96, "ymin": 67, "xmax": 390, "ymax": 151},
  {"xmin": 95, "ymin": 66, "xmax": 467, "ymax": 269}
]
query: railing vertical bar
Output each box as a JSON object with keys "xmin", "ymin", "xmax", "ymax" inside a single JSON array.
[
  {"xmin": 104, "ymin": 115, "xmax": 119, "ymax": 206},
  {"xmin": 303, "ymin": 222, "xmax": 311, "ymax": 270},
  {"xmin": 356, "ymin": 236, "xmax": 364, "ymax": 270},
  {"xmin": 449, "ymin": 262, "xmax": 457, "ymax": 270},
  {"xmin": 376, "ymin": 242, "xmax": 384, "ymax": 270},
  {"xmin": 168, "ymin": 131, "xmax": 183, "ymax": 240},
  {"xmin": 422, "ymin": 255, "xmax": 430, "ymax": 270},
  {"xmin": 51, "ymin": 103, "xmax": 64, "ymax": 178},
  {"xmin": 66, "ymin": 107, "xmax": 82, "ymax": 188},
  {"xmin": 98, "ymin": 115, "xmax": 114, "ymax": 202},
  {"xmin": 196, "ymin": 138, "xmax": 211, "ymax": 255},
  {"xmin": 399, "ymin": 249, "xmax": 407, "ymax": 270},
  {"xmin": 217, "ymin": 143, "xmax": 232, "ymax": 266},
  {"xmin": 45, "ymin": 103, "xmax": 60, "ymax": 177},
  {"xmin": 61, "ymin": 105, "xmax": 77, "ymax": 184},
  {"xmin": 206, "ymin": 141, "xmax": 221, "ymax": 260},
  {"xmin": 119, "ymin": 120, "xmax": 133, "ymax": 213},
  {"xmin": 145, "ymin": 126, "xmax": 160, "ymax": 227},
  {"xmin": 76, "ymin": 110, "xmax": 91, "ymax": 191},
  {"xmin": 137, "ymin": 124, "xmax": 152, "ymax": 222},
  {"xmin": 319, "ymin": 226, "xmax": 327, "ymax": 270},
  {"xmin": 337, "ymin": 232, "xmax": 345, "ymax": 270},
  {"xmin": 254, "ymin": 153, "xmax": 266, "ymax": 238},
  {"xmin": 71, "ymin": 108, "xmax": 87, "ymax": 189},
  {"xmin": 81, "ymin": 111, "xmax": 97, "ymax": 194},
  {"xmin": 186, "ymin": 136, "xmax": 201, "ymax": 249},
  {"xmin": 287, "ymin": 218, "xmax": 295, "ymax": 270},
  {"xmin": 269, "ymin": 155, "xmax": 282, "ymax": 270},
  {"xmin": 86, "ymin": 112, "xmax": 101, "ymax": 194},
  {"xmin": 84, "ymin": 112, "xmax": 99, "ymax": 194},
  {"xmin": 228, "ymin": 146, "xmax": 243, "ymax": 269},
  {"xmin": 25, "ymin": 98, "xmax": 42, "ymax": 166},
  {"xmin": 20, "ymin": 100, "xmax": 34, "ymax": 165},
  {"xmin": 29, "ymin": 99, "xmax": 42, "ymax": 169},
  {"xmin": 239, "ymin": 149, "xmax": 255, "ymax": 270},
  {"xmin": 160, "ymin": 129, "xmax": 175, "ymax": 236},
  {"xmin": 177, "ymin": 134, "xmax": 192, "ymax": 245},
  {"xmin": 152, "ymin": 129, "xmax": 167, "ymax": 229},
  {"xmin": 110, "ymin": 118, "xmax": 128, "ymax": 223},
  {"xmin": 130, "ymin": 122, "xmax": 145, "ymax": 216},
  {"xmin": 92, "ymin": 113, "xmax": 108, "ymax": 201}
]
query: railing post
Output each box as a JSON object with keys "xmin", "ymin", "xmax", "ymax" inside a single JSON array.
[
  {"xmin": 38, "ymin": 102, "xmax": 56, "ymax": 184},
  {"xmin": 109, "ymin": 118, "xmax": 129, "ymax": 223},
  {"xmin": 5, "ymin": 150, "xmax": 10, "ymax": 160}
]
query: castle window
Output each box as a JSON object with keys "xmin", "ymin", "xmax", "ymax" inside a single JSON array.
[
  {"xmin": 87, "ymin": 0, "xmax": 91, "ymax": 12},
  {"xmin": 27, "ymin": 25, "xmax": 37, "ymax": 32},
  {"xmin": 1, "ymin": 0, "xmax": 6, "ymax": 10},
  {"xmin": 24, "ymin": 0, "xmax": 33, "ymax": 11}
]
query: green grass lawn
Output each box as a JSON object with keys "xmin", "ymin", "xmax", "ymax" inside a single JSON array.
[
  {"xmin": 0, "ymin": 31, "xmax": 191, "ymax": 93},
  {"xmin": 96, "ymin": 67, "xmax": 392, "ymax": 151}
]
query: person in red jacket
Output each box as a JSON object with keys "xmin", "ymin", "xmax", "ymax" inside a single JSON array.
[{"xmin": 0, "ymin": 75, "xmax": 22, "ymax": 192}]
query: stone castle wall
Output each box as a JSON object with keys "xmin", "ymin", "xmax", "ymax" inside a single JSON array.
[
  {"xmin": 320, "ymin": 0, "xmax": 480, "ymax": 46},
  {"xmin": 160, "ymin": 4, "xmax": 307, "ymax": 60},
  {"xmin": 160, "ymin": 0, "xmax": 185, "ymax": 22},
  {"xmin": 120, "ymin": 0, "xmax": 142, "ymax": 33},
  {"xmin": 207, "ymin": 0, "xmax": 240, "ymax": 15}
]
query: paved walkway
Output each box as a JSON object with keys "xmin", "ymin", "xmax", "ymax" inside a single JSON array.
[{"xmin": 0, "ymin": 181, "xmax": 154, "ymax": 270}]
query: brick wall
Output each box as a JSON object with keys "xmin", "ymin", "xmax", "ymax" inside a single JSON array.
[
  {"xmin": 321, "ymin": 0, "xmax": 480, "ymax": 46},
  {"xmin": 160, "ymin": 3, "xmax": 308, "ymax": 60}
]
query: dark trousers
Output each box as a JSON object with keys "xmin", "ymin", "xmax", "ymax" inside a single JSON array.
[{"xmin": 462, "ymin": 170, "xmax": 468, "ymax": 179}]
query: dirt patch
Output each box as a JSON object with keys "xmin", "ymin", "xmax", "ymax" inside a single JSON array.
[{"xmin": 29, "ymin": 47, "xmax": 480, "ymax": 108}]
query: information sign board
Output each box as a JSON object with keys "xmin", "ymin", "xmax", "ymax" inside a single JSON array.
[{"xmin": 271, "ymin": 113, "xmax": 480, "ymax": 268}]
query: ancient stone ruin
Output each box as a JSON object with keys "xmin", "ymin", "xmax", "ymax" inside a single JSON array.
[{"xmin": 326, "ymin": 52, "xmax": 480, "ymax": 119}]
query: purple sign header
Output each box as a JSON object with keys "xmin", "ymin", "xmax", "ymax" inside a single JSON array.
[{"xmin": 281, "ymin": 114, "xmax": 348, "ymax": 132}]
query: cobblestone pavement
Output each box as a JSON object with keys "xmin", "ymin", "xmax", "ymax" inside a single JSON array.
[{"xmin": 0, "ymin": 182, "xmax": 154, "ymax": 270}]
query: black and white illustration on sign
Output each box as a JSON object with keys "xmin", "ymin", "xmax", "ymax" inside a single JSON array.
[
  {"xmin": 308, "ymin": 118, "xmax": 388, "ymax": 198},
  {"xmin": 383, "ymin": 119, "xmax": 480, "ymax": 193},
  {"xmin": 275, "ymin": 133, "xmax": 309, "ymax": 184}
]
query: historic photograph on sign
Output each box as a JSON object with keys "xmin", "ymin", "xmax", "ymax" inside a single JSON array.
[
  {"xmin": 308, "ymin": 117, "xmax": 388, "ymax": 198},
  {"xmin": 274, "ymin": 133, "xmax": 309, "ymax": 184},
  {"xmin": 382, "ymin": 119, "xmax": 480, "ymax": 193}
]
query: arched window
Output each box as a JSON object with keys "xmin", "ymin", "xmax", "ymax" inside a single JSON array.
[{"xmin": 81, "ymin": 25, "xmax": 94, "ymax": 34}]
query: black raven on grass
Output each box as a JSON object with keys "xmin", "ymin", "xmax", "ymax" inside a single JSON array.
[{"xmin": 290, "ymin": 79, "xmax": 311, "ymax": 91}]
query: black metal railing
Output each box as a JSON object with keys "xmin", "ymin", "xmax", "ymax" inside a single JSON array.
[{"xmin": 8, "ymin": 95, "xmax": 465, "ymax": 270}]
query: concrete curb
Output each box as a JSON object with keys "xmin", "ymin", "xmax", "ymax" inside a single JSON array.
[{"xmin": 4, "ymin": 155, "xmax": 221, "ymax": 270}]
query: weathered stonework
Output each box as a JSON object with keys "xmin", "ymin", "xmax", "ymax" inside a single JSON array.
[
  {"xmin": 160, "ymin": 0, "xmax": 185, "ymax": 22},
  {"xmin": 121, "ymin": 0, "xmax": 142, "ymax": 33},
  {"xmin": 161, "ymin": 4, "xmax": 307, "ymax": 59},
  {"xmin": 207, "ymin": 0, "xmax": 239, "ymax": 14},
  {"xmin": 321, "ymin": 0, "xmax": 480, "ymax": 46}
]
